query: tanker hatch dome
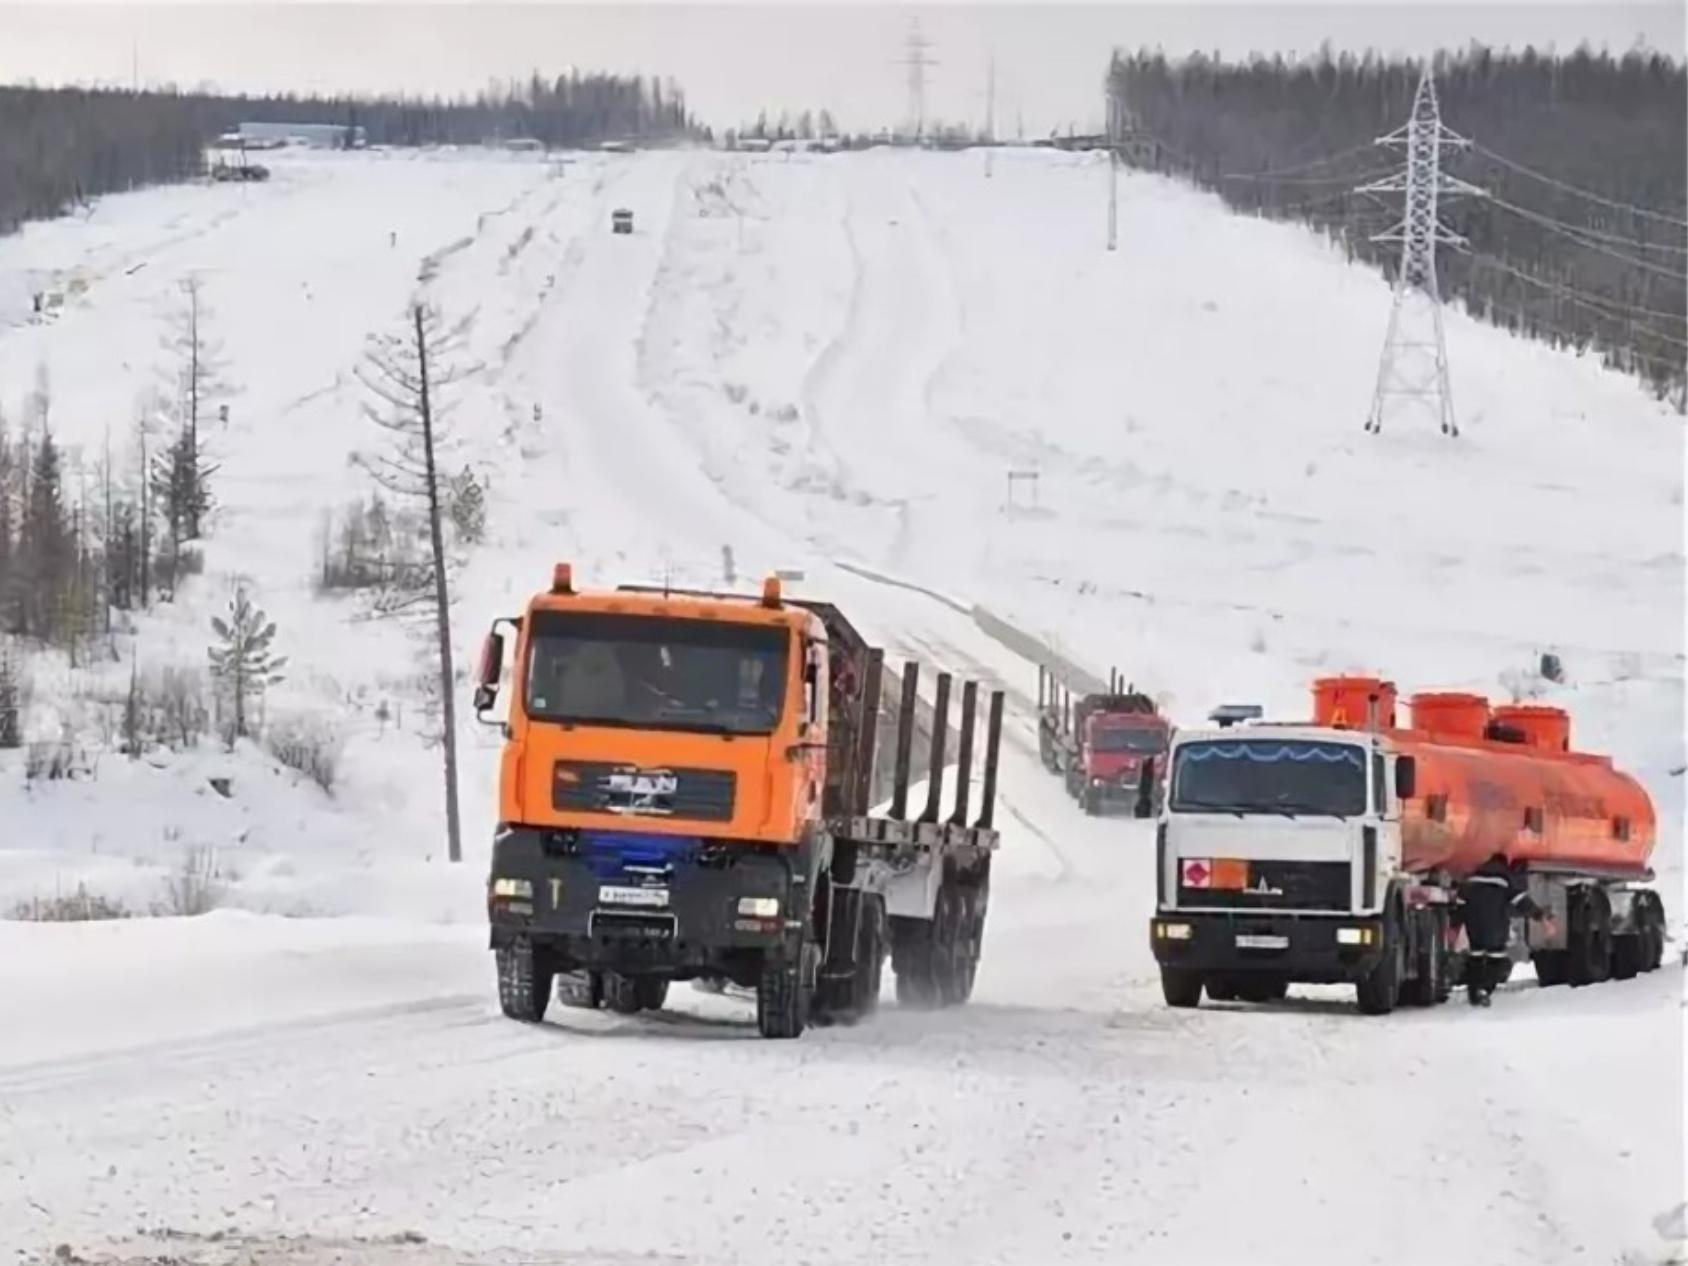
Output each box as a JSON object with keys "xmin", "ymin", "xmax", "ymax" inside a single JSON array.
[
  {"xmin": 1492, "ymin": 703, "xmax": 1571, "ymax": 753},
  {"xmin": 1312, "ymin": 676, "xmax": 1397, "ymax": 731},
  {"xmin": 1409, "ymin": 692, "xmax": 1491, "ymax": 742}
]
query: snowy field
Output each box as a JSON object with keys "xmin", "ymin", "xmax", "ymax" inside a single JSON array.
[{"xmin": 0, "ymin": 146, "xmax": 1682, "ymax": 1265}]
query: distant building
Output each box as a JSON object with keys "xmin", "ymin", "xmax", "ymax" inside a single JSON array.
[{"xmin": 237, "ymin": 122, "xmax": 366, "ymax": 150}]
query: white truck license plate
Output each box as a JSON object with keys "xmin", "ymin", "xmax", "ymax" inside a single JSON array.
[
  {"xmin": 599, "ymin": 885, "xmax": 670, "ymax": 909},
  {"xmin": 1235, "ymin": 933, "xmax": 1289, "ymax": 950}
]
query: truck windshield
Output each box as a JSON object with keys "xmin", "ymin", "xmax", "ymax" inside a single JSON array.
[
  {"xmin": 1093, "ymin": 727, "xmax": 1166, "ymax": 753},
  {"xmin": 524, "ymin": 610, "xmax": 789, "ymax": 735},
  {"xmin": 1170, "ymin": 739, "xmax": 1366, "ymax": 817}
]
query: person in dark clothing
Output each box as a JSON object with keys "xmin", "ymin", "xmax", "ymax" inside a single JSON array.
[{"xmin": 1458, "ymin": 852, "xmax": 1544, "ymax": 1006}]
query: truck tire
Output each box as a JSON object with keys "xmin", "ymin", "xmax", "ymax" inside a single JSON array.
[
  {"xmin": 932, "ymin": 882, "xmax": 967, "ymax": 1006},
  {"xmin": 603, "ymin": 972, "xmax": 647, "ymax": 1014},
  {"xmin": 1235, "ymin": 975, "xmax": 1289, "ymax": 1004},
  {"xmin": 1160, "ymin": 966, "xmax": 1203, "ymax": 1008},
  {"xmin": 636, "ymin": 977, "xmax": 670, "ymax": 1011},
  {"xmin": 496, "ymin": 942, "xmax": 552, "ymax": 1024},
  {"xmin": 848, "ymin": 896, "xmax": 887, "ymax": 1020},
  {"xmin": 1639, "ymin": 892, "xmax": 1666, "ymax": 972},
  {"xmin": 1355, "ymin": 909, "xmax": 1403, "ymax": 1015},
  {"xmin": 757, "ymin": 952, "xmax": 808, "ymax": 1040},
  {"xmin": 1082, "ymin": 786, "xmax": 1101, "ymax": 816},
  {"xmin": 1401, "ymin": 909, "xmax": 1446, "ymax": 1007},
  {"xmin": 556, "ymin": 969, "xmax": 604, "ymax": 1010},
  {"xmin": 1532, "ymin": 950, "xmax": 1569, "ymax": 986},
  {"xmin": 1568, "ymin": 887, "xmax": 1613, "ymax": 987}
]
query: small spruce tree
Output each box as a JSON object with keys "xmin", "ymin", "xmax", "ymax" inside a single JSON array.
[{"xmin": 207, "ymin": 584, "xmax": 286, "ymax": 746}]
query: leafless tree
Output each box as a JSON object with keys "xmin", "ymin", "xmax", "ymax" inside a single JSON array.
[{"xmin": 356, "ymin": 300, "xmax": 475, "ymax": 864}]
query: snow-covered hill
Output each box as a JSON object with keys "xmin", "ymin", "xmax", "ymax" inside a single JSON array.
[{"xmin": 0, "ymin": 146, "xmax": 1681, "ymax": 1265}]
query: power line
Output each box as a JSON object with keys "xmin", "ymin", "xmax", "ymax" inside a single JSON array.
[
  {"xmin": 1472, "ymin": 198, "xmax": 1687, "ymax": 256},
  {"xmin": 1473, "ymin": 294, "xmax": 1685, "ymax": 373},
  {"xmin": 1469, "ymin": 142, "xmax": 1688, "ymax": 229},
  {"xmin": 1482, "ymin": 194, "xmax": 1688, "ymax": 280},
  {"xmin": 1466, "ymin": 252, "xmax": 1688, "ymax": 347},
  {"xmin": 1223, "ymin": 166, "xmax": 1399, "ymax": 186},
  {"xmin": 1218, "ymin": 140, "xmax": 1380, "ymax": 182}
]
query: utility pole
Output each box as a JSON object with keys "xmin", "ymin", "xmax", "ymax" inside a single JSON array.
[
  {"xmin": 1358, "ymin": 66, "xmax": 1484, "ymax": 437},
  {"xmin": 1106, "ymin": 91, "xmax": 1119, "ymax": 251},
  {"xmin": 899, "ymin": 19, "xmax": 937, "ymax": 142}
]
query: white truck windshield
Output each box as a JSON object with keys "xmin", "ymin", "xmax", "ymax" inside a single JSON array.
[{"xmin": 1170, "ymin": 738, "xmax": 1367, "ymax": 818}]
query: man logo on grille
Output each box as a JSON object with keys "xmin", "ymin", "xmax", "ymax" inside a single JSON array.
[{"xmin": 604, "ymin": 768, "xmax": 679, "ymax": 815}]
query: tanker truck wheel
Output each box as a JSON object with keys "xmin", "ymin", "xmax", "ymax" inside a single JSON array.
[
  {"xmin": 495, "ymin": 941, "xmax": 553, "ymax": 1024},
  {"xmin": 1639, "ymin": 892, "xmax": 1667, "ymax": 972},
  {"xmin": 1355, "ymin": 908, "xmax": 1403, "ymax": 1016},
  {"xmin": 1568, "ymin": 887, "xmax": 1613, "ymax": 987},
  {"xmin": 1159, "ymin": 966, "xmax": 1203, "ymax": 1008},
  {"xmin": 556, "ymin": 969, "xmax": 604, "ymax": 1010},
  {"xmin": 1531, "ymin": 951, "xmax": 1569, "ymax": 987},
  {"xmin": 1401, "ymin": 909, "xmax": 1448, "ymax": 1007},
  {"xmin": 603, "ymin": 971, "xmax": 648, "ymax": 1014}
]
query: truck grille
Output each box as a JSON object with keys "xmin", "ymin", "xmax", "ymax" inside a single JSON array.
[
  {"xmin": 1180, "ymin": 860, "xmax": 1351, "ymax": 911},
  {"xmin": 552, "ymin": 762, "xmax": 736, "ymax": 822}
]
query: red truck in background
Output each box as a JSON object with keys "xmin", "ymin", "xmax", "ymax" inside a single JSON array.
[{"xmin": 1037, "ymin": 666, "xmax": 1172, "ymax": 817}]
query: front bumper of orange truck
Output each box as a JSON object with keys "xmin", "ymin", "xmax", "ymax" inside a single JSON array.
[
  {"xmin": 1149, "ymin": 910, "xmax": 1386, "ymax": 984},
  {"xmin": 487, "ymin": 825, "xmax": 807, "ymax": 978}
]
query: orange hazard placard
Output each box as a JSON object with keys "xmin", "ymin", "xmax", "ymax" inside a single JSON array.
[{"xmin": 1212, "ymin": 858, "xmax": 1249, "ymax": 890}]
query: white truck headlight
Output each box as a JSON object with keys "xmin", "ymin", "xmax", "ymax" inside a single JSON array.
[
  {"xmin": 491, "ymin": 878, "xmax": 532, "ymax": 899},
  {"xmin": 737, "ymin": 896, "xmax": 780, "ymax": 918},
  {"xmin": 1155, "ymin": 921, "xmax": 1193, "ymax": 941}
]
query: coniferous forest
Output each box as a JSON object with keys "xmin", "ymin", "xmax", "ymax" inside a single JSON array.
[
  {"xmin": 1108, "ymin": 46, "xmax": 1687, "ymax": 405},
  {"xmin": 0, "ymin": 73, "xmax": 699, "ymax": 236}
]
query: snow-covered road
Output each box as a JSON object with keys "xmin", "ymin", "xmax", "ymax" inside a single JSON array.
[{"xmin": 1, "ymin": 147, "xmax": 1682, "ymax": 1265}]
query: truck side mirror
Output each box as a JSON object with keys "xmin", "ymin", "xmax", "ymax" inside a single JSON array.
[
  {"xmin": 474, "ymin": 628, "xmax": 506, "ymax": 723},
  {"xmin": 1395, "ymin": 755, "xmax": 1416, "ymax": 801}
]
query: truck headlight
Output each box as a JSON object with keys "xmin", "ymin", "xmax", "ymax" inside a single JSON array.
[
  {"xmin": 1335, "ymin": 926, "xmax": 1374, "ymax": 946},
  {"xmin": 491, "ymin": 878, "xmax": 532, "ymax": 899},
  {"xmin": 1155, "ymin": 921, "xmax": 1193, "ymax": 941},
  {"xmin": 737, "ymin": 896, "xmax": 780, "ymax": 918}
]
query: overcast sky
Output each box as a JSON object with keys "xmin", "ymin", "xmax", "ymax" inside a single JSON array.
[{"xmin": 2, "ymin": 2, "xmax": 1681, "ymax": 134}]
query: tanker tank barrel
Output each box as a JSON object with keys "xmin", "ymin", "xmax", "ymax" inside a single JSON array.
[
  {"xmin": 977, "ymin": 689, "xmax": 1004, "ymax": 830},
  {"xmin": 950, "ymin": 680, "xmax": 979, "ymax": 826},
  {"xmin": 889, "ymin": 662, "xmax": 919, "ymax": 820},
  {"xmin": 919, "ymin": 673, "xmax": 953, "ymax": 823}
]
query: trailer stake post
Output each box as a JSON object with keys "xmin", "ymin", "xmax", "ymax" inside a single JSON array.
[
  {"xmin": 920, "ymin": 673, "xmax": 952, "ymax": 823},
  {"xmin": 890, "ymin": 662, "xmax": 919, "ymax": 820},
  {"xmin": 853, "ymin": 650, "xmax": 884, "ymax": 815},
  {"xmin": 977, "ymin": 689, "xmax": 1005, "ymax": 829},
  {"xmin": 950, "ymin": 679, "xmax": 979, "ymax": 825}
]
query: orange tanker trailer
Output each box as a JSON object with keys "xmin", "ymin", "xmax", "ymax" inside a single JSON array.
[{"xmin": 1150, "ymin": 675, "xmax": 1668, "ymax": 1013}]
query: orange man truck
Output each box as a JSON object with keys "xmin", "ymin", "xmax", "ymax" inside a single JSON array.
[{"xmin": 475, "ymin": 565, "xmax": 1004, "ymax": 1038}]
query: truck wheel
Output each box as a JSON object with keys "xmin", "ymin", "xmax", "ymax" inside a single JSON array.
[
  {"xmin": 1355, "ymin": 910, "xmax": 1403, "ymax": 1015},
  {"xmin": 951, "ymin": 881, "xmax": 988, "ymax": 1005},
  {"xmin": 636, "ymin": 977, "xmax": 670, "ymax": 1011},
  {"xmin": 556, "ymin": 969, "xmax": 604, "ymax": 1010},
  {"xmin": 892, "ymin": 915, "xmax": 938, "ymax": 1009},
  {"xmin": 932, "ymin": 882, "xmax": 968, "ymax": 1007},
  {"xmin": 1235, "ymin": 976, "xmax": 1288, "ymax": 1004},
  {"xmin": 1569, "ymin": 888, "xmax": 1613, "ymax": 987},
  {"xmin": 1160, "ymin": 966, "xmax": 1203, "ymax": 1008},
  {"xmin": 1611, "ymin": 932, "xmax": 1643, "ymax": 980},
  {"xmin": 757, "ymin": 952, "xmax": 808, "ymax": 1039},
  {"xmin": 1082, "ymin": 787, "xmax": 1101, "ymax": 816},
  {"xmin": 1640, "ymin": 893, "xmax": 1666, "ymax": 971},
  {"xmin": 495, "ymin": 942, "xmax": 553, "ymax": 1024},
  {"xmin": 847, "ymin": 897, "xmax": 887, "ymax": 1021},
  {"xmin": 1401, "ymin": 910, "xmax": 1446, "ymax": 1007},
  {"xmin": 603, "ymin": 972, "xmax": 646, "ymax": 1015}
]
